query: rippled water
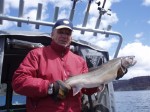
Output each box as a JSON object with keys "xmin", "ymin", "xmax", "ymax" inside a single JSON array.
[
  {"xmin": 0, "ymin": 90, "xmax": 150, "ymax": 112},
  {"xmin": 114, "ymin": 90, "xmax": 150, "ymax": 112}
]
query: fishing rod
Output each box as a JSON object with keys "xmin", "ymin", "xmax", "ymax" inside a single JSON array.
[
  {"xmin": 81, "ymin": 0, "xmax": 94, "ymax": 34},
  {"xmin": 35, "ymin": 3, "xmax": 43, "ymax": 29},
  {"xmin": 18, "ymin": 0, "xmax": 24, "ymax": 27},
  {"xmin": 69, "ymin": 0, "xmax": 79, "ymax": 21},
  {"xmin": 0, "ymin": 0, "xmax": 4, "ymax": 24},
  {"xmin": 94, "ymin": 0, "xmax": 110, "ymax": 36}
]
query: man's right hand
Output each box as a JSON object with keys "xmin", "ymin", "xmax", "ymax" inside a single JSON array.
[{"xmin": 48, "ymin": 80, "xmax": 71, "ymax": 100}]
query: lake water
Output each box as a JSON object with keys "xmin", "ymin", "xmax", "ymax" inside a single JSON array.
[
  {"xmin": 114, "ymin": 90, "xmax": 150, "ymax": 112},
  {"xmin": 0, "ymin": 90, "xmax": 150, "ymax": 112}
]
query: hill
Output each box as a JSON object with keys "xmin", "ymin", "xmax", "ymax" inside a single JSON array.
[{"xmin": 113, "ymin": 76, "xmax": 150, "ymax": 91}]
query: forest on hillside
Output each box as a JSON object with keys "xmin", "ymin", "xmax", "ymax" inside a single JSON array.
[{"xmin": 113, "ymin": 76, "xmax": 150, "ymax": 91}]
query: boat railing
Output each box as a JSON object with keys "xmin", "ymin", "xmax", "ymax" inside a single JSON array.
[{"xmin": 0, "ymin": 0, "xmax": 123, "ymax": 58}]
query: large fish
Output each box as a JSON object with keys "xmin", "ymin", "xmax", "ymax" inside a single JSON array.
[{"xmin": 65, "ymin": 56, "xmax": 137, "ymax": 96}]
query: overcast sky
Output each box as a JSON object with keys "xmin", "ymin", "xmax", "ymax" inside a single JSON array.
[{"xmin": 0, "ymin": 0, "xmax": 150, "ymax": 80}]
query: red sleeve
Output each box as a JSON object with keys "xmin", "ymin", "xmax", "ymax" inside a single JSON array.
[{"xmin": 12, "ymin": 50, "xmax": 49, "ymax": 98}]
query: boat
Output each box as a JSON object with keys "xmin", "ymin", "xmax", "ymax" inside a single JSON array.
[{"xmin": 0, "ymin": 0, "xmax": 124, "ymax": 111}]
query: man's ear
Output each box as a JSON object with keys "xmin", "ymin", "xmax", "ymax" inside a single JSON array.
[
  {"xmin": 51, "ymin": 31, "xmax": 54, "ymax": 39},
  {"xmin": 69, "ymin": 36, "xmax": 72, "ymax": 44}
]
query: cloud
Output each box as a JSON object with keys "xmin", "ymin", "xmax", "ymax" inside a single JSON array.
[
  {"xmin": 48, "ymin": 0, "xmax": 72, "ymax": 8},
  {"xmin": 118, "ymin": 42, "xmax": 150, "ymax": 79},
  {"xmin": 95, "ymin": 37, "xmax": 118, "ymax": 50},
  {"xmin": 142, "ymin": 0, "xmax": 150, "ymax": 6},
  {"xmin": 134, "ymin": 32, "xmax": 143, "ymax": 38},
  {"xmin": 57, "ymin": 10, "xmax": 69, "ymax": 19},
  {"xmin": 2, "ymin": 0, "xmax": 19, "ymax": 14},
  {"xmin": 0, "ymin": 21, "xmax": 14, "ymax": 30}
]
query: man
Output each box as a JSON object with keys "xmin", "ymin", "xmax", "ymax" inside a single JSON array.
[{"xmin": 12, "ymin": 19, "xmax": 98, "ymax": 112}]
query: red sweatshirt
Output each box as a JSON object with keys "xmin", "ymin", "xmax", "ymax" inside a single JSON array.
[{"xmin": 12, "ymin": 41, "xmax": 97, "ymax": 112}]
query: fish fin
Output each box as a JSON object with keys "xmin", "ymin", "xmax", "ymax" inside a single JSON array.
[
  {"xmin": 98, "ymin": 84, "xmax": 105, "ymax": 92},
  {"xmin": 72, "ymin": 87, "xmax": 82, "ymax": 96}
]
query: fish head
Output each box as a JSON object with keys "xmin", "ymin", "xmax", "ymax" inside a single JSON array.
[
  {"xmin": 116, "ymin": 56, "xmax": 137, "ymax": 80},
  {"xmin": 121, "ymin": 56, "xmax": 137, "ymax": 69}
]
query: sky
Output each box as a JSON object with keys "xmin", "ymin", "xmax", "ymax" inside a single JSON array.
[{"xmin": 0, "ymin": 0, "xmax": 150, "ymax": 80}]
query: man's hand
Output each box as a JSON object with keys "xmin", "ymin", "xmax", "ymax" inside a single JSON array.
[{"xmin": 48, "ymin": 80, "xmax": 71, "ymax": 100}]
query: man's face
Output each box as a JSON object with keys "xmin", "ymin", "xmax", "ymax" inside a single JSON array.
[{"xmin": 52, "ymin": 28, "xmax": 72, "ymax": 47}]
